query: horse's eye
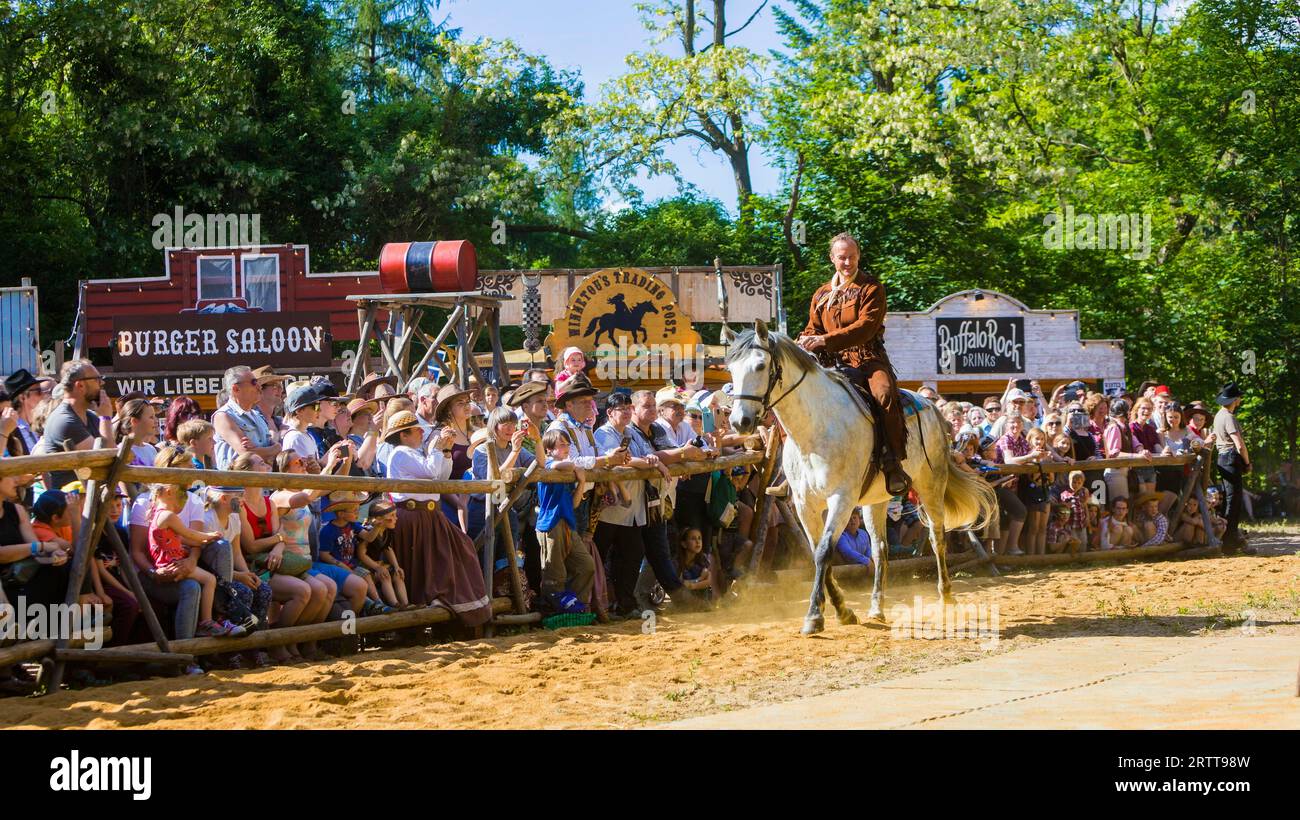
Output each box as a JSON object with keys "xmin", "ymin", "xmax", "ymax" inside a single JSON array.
[{"xmin": 755, "ymin": 362, "xmax": 766, "ymax": 371}]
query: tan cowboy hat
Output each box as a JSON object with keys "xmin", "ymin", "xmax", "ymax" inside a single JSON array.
[
  {"xmin": 252, "ymin": 365, "xmax": 292, "ymax": 384},
  {"xmin": 434, "ymin": 383, "xmax": 473, "ymax": 422},
  {"xmin": 655, "ymin": 385, "xmax": 686, "ymax": 407},
  {"xmin": 383, "ymin": 410, "xmax": 423, "ymax": 443},
  {"xmin": 357, "ymin": 372, "xmax": 397, "ymax": 399},
  {"xmin": 324, "ymin": 490, "xmax": 367, "ymax": 513},
  {"xmin": 555, "ymin": 374, "xmax": 598, "ymax": 406},
  {"xmin": 346, "ymin": 398, "xmax": 379, "ymax": 418},
  {"xmin": 506, "ymin": 381, "xmax": 546, "ymax": 408},
  {"xmin": 1134, "ymin": 491, "xmax": 1163, "ymax": 508}
]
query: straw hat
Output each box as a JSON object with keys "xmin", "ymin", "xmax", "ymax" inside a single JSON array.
[
  {"xmin": 252, "ymin": 365, "xmax": 292, "ymax": 385},
  {"xmin": 1134, "ymin": 491, "xmax": 1163, "ymax": 508},
  {"xmin": 470, "ymin": 427, "xmax": 491, "ymax": 449},
  {"xmin": 383, "ymin": 410, "xmax": 423, "ymax": 443},
  {"xmin": 655, "ymin": 385, "xmax": 686, "ymax": 407},
  {"xmin": 346, "ymin": 398, "xmax": 379, "ymax": 418},
  {"xmin": 324, "ymin": 490, "xmax": 367, "ymax": 513}
]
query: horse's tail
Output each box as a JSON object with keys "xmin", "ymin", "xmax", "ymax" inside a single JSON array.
[
  {"xmin": 941, "ymin": 453, "xmax": 999, "ymax": 532},
  {"xmin": 584, "ymin": 316, "xmax": 601, "ymax": 337}
]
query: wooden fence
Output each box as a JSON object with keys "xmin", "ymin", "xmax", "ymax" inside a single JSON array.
[
  {"xmin": 1, "ymin": 439, "xmax": 1225, "ymax": 692},
  {"xmin": 0, "ymin": 441, "xmax": 763, "ymax": 693}
]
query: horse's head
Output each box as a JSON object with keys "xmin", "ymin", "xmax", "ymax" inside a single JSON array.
[
  {"xmin": 635, "ymin": 300, "xmax": 658, "ymax": 314},
  {"xmin": 725, "ymin": 319, "xmax": 778, "ymax": 435}
]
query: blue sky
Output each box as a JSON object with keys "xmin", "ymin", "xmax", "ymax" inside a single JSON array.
[{"xmin": 441, "ymin": 0, "xmax": 787, "ymax": 210}]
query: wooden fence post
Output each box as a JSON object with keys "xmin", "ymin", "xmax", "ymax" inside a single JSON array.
[
  {"xmin": 746, "ymin": 429, "xmax": 782, "ymax": 575},
  {"xmin": 487, "ymin": 442, "xmax": 527, "ymax": 615},
  {"xmin": 45, "ymin": 436, "xmax": 132, "ymax": 692}
]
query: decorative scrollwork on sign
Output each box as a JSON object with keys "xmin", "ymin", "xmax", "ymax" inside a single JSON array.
[
  {"xmin": 727, "ymin": 270, "xmax": 773, "ymax": 299},
  {"xmin": 476, "ymin": 273, "xmax": 516, "ymax": 298}
]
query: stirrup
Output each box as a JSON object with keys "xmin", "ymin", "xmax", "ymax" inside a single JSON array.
[{"xmin": 884, "ymin": 459, "xmax": 912, "ymax": 497}]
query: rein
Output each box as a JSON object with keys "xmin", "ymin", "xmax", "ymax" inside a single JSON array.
[{"xmin": 732, "ymin": 343, "xmax": 809, "ymax": 416}]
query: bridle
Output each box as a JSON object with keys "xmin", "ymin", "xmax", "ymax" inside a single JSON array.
[{"xmin": 731, "ymin": 342, "xmax": 808, "ymax": 417}]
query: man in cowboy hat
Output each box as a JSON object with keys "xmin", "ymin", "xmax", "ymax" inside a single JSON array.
[
  {"xmin": 652, "ymin": 384, "xmax": 694, "ymax": 447},
  {"xmin": 1212, "ymin": 382, "xmax": 1254, "ymax": 553},
  {"xmin": 252, "ymin": 365, "xmax": 292, "ymax": 441},
  {"xmin": 507, "ymin": 381, "xmax": 550, "ymax": 454}
]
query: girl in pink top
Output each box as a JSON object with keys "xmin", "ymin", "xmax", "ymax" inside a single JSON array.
[
  {"xmin": 148, "ymin": 483, "xmax": 243, "ymax": 638},
  {"xmin": 553, "ymin": 346, "xmax": 587, "ymax": 387}
]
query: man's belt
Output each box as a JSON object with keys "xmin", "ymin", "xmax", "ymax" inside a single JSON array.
[{"xmin": 399, "ymin": 500, "xmax": 438, "ymax": 511}]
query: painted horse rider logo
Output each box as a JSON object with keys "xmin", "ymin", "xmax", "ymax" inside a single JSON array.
[{"xmin": 584, "ymin": 293, "xmax": 658, "ymax": 346}]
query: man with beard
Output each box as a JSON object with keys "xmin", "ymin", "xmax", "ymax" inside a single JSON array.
[{"xmin": 39, "ymin": 360, "xmax": 116, "ymax": 488}]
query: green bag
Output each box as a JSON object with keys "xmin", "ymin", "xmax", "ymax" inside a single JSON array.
[
  {"xmin": 251, "ymin": 549, "xmax": 313, "ymax": 578},
  {"xmin": 708, "ymin": 471, "xmax": 739, "ymax": 529}
]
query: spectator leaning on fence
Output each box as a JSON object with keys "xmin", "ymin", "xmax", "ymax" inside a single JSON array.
[
  {"xmin": 382, "ymin": 409, "xmax": 492, "ymax": 625},
  {"xmin": 38, "ymin": 360, "xmax": 116, "ymax": 488},
  {"xmin": 213, "ymin": 365, "xmax": 280, "ymax": 471},
  {"xmin": 593, "ymin": 391, "xmax": 673, "ymax": 618}
]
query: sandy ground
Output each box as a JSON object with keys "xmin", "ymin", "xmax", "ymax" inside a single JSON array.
[{"xmin": 3, "ymin": 527, "xmax": 1298, "ymax": 730}]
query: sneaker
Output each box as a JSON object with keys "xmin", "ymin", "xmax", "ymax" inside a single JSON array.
[
  {"xmin": 183, "ymin": 663, "xmax": 204, "ymax": 676},
  {"xmin": 220, "ymin": 619, "xmax": 248, "ymax": 638},
  {"xmin": 196, "ymin": 619, "xmax": 230, "ymax": 637}
]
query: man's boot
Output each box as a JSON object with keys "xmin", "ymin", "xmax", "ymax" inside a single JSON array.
[{"xmin": 883, "ymin": 448, "xmax": 912, "ymax": 497}]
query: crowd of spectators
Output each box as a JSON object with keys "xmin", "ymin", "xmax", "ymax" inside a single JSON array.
[
  {"xmin": 1, "ymin": 351, "xmax": 1288, "ymax": 694},
  {"xmin": 894, "ymin": 378, "xmax": 1260, "ymax": 562},
  {"xmin": 0, "ymin": 353, "xmax": 788, "ymax": 694}
]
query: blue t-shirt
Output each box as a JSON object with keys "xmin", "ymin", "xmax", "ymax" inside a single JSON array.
[
  {"xmin": 319, "ymin": 521, "xmax": 363, "ymax": 568},
  {"xmin": 536, "ymin": 457, "xmax": 577, "ymax": 533}
]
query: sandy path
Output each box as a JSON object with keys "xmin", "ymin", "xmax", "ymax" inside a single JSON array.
[{"xmin": 3, "ymin": 530, "xmax": 1297, "ymax": 729}]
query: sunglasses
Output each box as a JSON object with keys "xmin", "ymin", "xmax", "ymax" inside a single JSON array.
[
  {"xmin": 984, "ymin": 406, "xmax": 1001, "ymax": 412},
  {"xmin": 1045, "ymin": 420, "xmax": 1062, "ymax": 427}
]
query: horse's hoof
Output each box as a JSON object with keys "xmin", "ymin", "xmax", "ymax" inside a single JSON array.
[
  {"xmin": 866, "ymin": 608, "xmax": 884, "ymax": 622},
  {"xmin": 839, "ymin": 610, "xmax": 859, "ymax": 626},
  {"xmin": 801, "ymin": 616, "xmax": 825, "ymax": 635}
]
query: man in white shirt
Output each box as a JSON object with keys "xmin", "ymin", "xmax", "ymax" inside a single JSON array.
[
  {"xmin": 546, "ymin": 376, "xmax": 630, "ymax": 532},
  {"xmin": 413, "ymin": 381, "xmax": 440, "ymax": 448}
]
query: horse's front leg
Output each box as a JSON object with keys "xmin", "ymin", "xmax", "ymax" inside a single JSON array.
[
  {"xmin": 801, "ymin": 494, "xmax": 855, "ymax": 635},
  {"xmin": 929, "ymin": 514, "xmax": 952, "ymax": 604},
  {"xmin": 864, "ymin": 501, "xmax": 890, "ymax": 621}
]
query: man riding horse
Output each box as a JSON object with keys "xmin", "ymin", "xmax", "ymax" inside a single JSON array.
[{"xmin": 796, "ymin": 232, "xmax": 911, "ymax": 496}]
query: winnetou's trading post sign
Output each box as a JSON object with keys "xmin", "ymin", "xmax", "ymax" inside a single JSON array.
[
  {"xmin": 545, "ymin": 268, "xmax": 704, "ymax": 384},
  {"xmin": 935, "ymin": 316, "xmax": 1025, "ymax": 375},
  {"xmin": 112, "ymin": 312, "xmax": 333, "ymax": 373},
  {"xmin": 546, "ymin": 268, "xmax": 702, "ymax": 353}
]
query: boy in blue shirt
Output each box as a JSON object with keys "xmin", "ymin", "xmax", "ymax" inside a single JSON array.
[
  {"xmin": 536, "ymin": 429, "xmax": 594, "ymax": 612},
  {"xmin": 317, "ymin": 491, "xmax": 394, "ymax": 616}
]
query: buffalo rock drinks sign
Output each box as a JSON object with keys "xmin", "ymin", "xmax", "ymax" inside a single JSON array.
[
  {"xmin": 936, "ymin": 317, "xmax": 1025, "ymax": 374},
  {"xmin": 113, "ymin": 312, "xmax": 333, "ymax": 373}
]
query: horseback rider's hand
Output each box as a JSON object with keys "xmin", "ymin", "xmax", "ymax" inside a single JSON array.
[{"xmin": 797, "ymin": 335, "xmax": 826, "ymax": 351}]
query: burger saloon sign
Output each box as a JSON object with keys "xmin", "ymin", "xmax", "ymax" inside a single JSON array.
[{"xmin": 112, "ymin": 312, "xmax": 333, "ymax": 373}]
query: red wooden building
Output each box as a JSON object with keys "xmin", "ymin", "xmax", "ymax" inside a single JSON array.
[{"xmin": 81, "ymin": 244, "xmax": 381, "ymax": 349}]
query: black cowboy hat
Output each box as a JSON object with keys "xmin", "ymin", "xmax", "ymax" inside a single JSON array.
[
  {"xmin": 1215, "ymin": 382, "xmax": 1243, "ymax": 406},
  {"xmin": 3, "ymin": 368, "xmax": 40, "ymax": 399}
]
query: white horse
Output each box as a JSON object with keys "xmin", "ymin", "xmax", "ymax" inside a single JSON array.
[{"xmin": 726, "ymin": 320, "xmax": 997, "ymax": 635}]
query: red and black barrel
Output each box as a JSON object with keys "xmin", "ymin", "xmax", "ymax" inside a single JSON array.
[{"xmin": 378, "ymin": 240, "xmax": 478, "ymax": 293}]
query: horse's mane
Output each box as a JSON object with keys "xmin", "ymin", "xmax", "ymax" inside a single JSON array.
[{"xmin": 725, "ymin": 327, "xmax": 861, "ymax": 403}]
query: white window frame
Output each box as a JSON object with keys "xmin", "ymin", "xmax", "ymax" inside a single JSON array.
[
  {"xmin": 240, "ymin": 254, "xmax": 281, "ymax": 312},
  {"xmin": 196, "ymin": 255, "xmax": 237, "ymax": 304}
]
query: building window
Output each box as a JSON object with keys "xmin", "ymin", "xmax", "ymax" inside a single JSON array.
[
  {"xmin": 197, "ymin": 256, "xmax": 235, "ymax": 302},
  {"xmin": 242, "ymin": 255, "xmax": 280, "ymax": 312}
]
